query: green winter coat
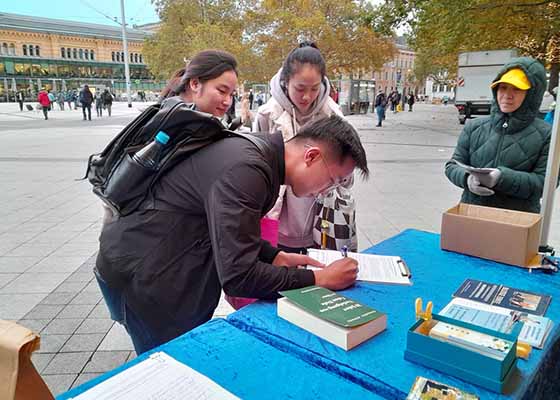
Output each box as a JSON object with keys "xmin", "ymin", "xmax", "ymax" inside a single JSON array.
[{"xmin": 445, "ymin": 57, "xmax": 553, "ymax": 213}]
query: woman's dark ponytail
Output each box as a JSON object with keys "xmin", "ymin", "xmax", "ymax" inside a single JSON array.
[{"xmin": 280, "ymin": 42, "xmax": 326, "ymax": 84}]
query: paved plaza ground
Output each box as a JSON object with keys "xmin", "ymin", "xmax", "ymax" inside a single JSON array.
[{"xmin": 1, "ymin": 101, "xmax": 559, "ymax": 395}]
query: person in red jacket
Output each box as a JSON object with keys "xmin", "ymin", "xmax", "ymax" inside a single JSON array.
[{"xmin": 37, "ymin": 89, "xmax": 50, "ymax": 120}]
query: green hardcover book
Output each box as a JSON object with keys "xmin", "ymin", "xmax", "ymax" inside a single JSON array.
[{"xmin": 278, "ymin": 286, "xmax": 387, "ymax": 350}]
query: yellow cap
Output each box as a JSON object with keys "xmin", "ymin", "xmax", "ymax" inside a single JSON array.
[{"xmin": 491, "ymin": 68, "xmax": 531, "ymax": 90}]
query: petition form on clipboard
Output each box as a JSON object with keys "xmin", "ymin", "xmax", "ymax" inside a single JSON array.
[{"xmin": 307, "ymin": 249, "xmax": 412, "ymax": 285}]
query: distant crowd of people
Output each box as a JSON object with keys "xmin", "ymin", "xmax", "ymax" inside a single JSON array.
[{"xmin": 28, "ymin": 86, "xmax": 114, "ymax": 120}]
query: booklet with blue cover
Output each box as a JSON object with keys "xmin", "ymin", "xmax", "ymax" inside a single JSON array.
[
  {"xmin": 453, "ymin": 279, "xmax": 551, "ymax": 316},
  {"xmin": 440, "ymin": 298, "xmax": 553, "ymax": 349}
]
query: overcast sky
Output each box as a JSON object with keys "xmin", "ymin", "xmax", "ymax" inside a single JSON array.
[{"xmin": 1, "ymin": 0, "xmax": 159, "ymax": 27}]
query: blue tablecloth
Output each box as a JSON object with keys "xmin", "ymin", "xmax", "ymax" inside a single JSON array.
[
  {"xmin": 227, "ymin": 229, "xmax": 560, "ymax": 399},
  {"xmin": 58, "ymin": 318, "xmax": 383, "ymax": 400}
]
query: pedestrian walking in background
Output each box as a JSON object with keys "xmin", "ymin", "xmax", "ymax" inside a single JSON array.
[
  {"xmin": 375, "ymin": 92, "xmax": 387, "ymax": 127},
  {"xmin": 16, "ymin": 90, "xmax": 24, "ymax": 111},
  {"xmin": 102, "ymin": 89, "xmax": 113, "ymax": 117},
  {"xmin": 79, "ymin": 85, "xmax": 93, "ymax": 121},
  {"xmin": 253, "ymin": 41, "xmax": 358, "ymax": 254},
  {"xmin": 65, "ymin": 91, "xmax": 73, "ymax": 110},
  {"xmin": 47, "ymin": 90, "xmax": 55, "ymax": 111},
  {"xmin": 256, "ymin": 92, "xmax": 264, "ymax": 108},
  {"xmin": 408, "ymin": 93, "xmax": 415, "ymax": 111},
  {"xmin": 248, "ymin": 89, "xmax": 254, "ymax": 110},
  {"xmin": 37, "ymin": 89, "xmax": 50, "ymax": 120},
  {"xmin": 95, "ymin": 91, "xmax": 103, "ymax": 117},
  {"xmin": 445, "ymin": 57, "xmax": 554, "ymax": 213},
  {"xmin": 57, "ymin": 92, "xmax": 65, "ymax": 111}
]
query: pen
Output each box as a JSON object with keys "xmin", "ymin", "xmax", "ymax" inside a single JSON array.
[{"xmin": 341, "ymin": 245, "xmax": 348, "ymax": 258}]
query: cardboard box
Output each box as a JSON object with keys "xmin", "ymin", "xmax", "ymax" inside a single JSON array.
[{"xmin": 441, "ymin": 203, "xmax": 541, "ymax": 267}]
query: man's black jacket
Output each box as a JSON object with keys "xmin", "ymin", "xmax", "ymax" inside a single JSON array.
[{"xmin": 96, "ymin": 133, "xmax": 315, "ymax": 344}]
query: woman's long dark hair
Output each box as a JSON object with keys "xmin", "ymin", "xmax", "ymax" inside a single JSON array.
[{"xmin": 160, "ymin": 50, "xmax": 238, "ymax": 99}]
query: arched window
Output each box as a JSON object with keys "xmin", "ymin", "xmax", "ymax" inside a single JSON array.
[
  {"xmin": 90, "ymin": 50, "xmax": 95, "ymax": 60},
  {"xmin": 121, "ymin": 52, "xmax": 124, "ymax": 62},
  {"xmin": 116, "ymin": 52, "xmax": 120, "ymax": 62},
  {"xmin": 67, "ymin": 48, "xmax": 72, "ymax": 58},
  {"xmin": 79, "ymin": 49, "xmax": 83, "ymax": 59},
  {"xmin": 130, "ymin": 53, "xmax": 134, "ymax": 62},
  {"xmin": 134, "ymin": 53, "xmax": 138, "ymax": 63},
  {"xmin": 84, "ymin": 49, "xmax": 89, "ymax": 60},
  {"xmin": 2, "ymin": 43, "xmax": 7, "ymax": 55},
  {"xmin": 139, "ymin": 54, "xmax": 143, "ymax": 63},
  {"xmin": 9, "ymin": 43, "xmax": 16, "ymax": 55},
  {"xmin": 22, "ymin": 44, "xmax": 27, "ymax": 56},
  {"xmin": 111, "ymin": 51, "xmax": 115, "ymax": 62},
  {"xmin": 73, "ymin": 48, "xmax": 77, "ymax": 59},
  {"xmin": 61, "ymin": 47, "xmax": 65, "ymax": 58},
  {"xmin": 35, "ymin": 46, "xmax": 40, "ymax": 56},
  {"xmin": 29, "ymin": 45, "xmax": 34, "ymax": 56}
]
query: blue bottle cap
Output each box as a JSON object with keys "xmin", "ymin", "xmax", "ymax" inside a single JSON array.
[{"xmin": 155, "ymin": 131, "xmax": 170, "ymax": 145}]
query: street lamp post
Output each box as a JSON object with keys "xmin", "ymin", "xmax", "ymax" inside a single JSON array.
[{"xmin": 120, "ymin": 0, "xmax": 132, "ymax": 108}]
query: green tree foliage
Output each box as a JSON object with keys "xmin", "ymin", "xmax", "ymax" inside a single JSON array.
[
  {"xmin": 144, "ymin": 0, "xmax": 395, "ymax": 83},
  {"xmin": 375, "ymin": 1, "xmax": 560, "ymax": 91}
]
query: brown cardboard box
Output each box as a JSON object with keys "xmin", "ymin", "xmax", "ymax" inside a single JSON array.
[{"xmin": 441, "ymin": 203, "xmax": 541, "ymax": 267}]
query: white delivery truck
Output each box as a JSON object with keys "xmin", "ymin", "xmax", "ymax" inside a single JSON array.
[{"xmin": 455, "ymin": 49, "xmax": 518, "ymax": 124}]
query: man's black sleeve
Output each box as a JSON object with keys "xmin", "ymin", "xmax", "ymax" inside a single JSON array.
[{"xmin": 205, "ymin": 162, "xmax": 315, "ymax": 299}]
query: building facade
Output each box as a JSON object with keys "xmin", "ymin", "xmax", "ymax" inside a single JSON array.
[
  {"xmin": 372, "ymin": 38, "xmax": 423, "ymax": 97},
  {"xmin": 0, "ymin": 12, "xmax": 163, "ymax": 101}
]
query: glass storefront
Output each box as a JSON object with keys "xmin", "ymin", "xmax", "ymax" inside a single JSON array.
[
  {"xmin": 0, "ymin": 56, "xmax": 161, "ymax": 101},
  {"xmin": 332, "ymin": 79, "xmax": 375, "ymax": 115}
]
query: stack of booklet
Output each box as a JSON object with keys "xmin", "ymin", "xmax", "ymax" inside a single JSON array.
[
  {"xmin": 277, "ymin": 286, "xmax": 387, "ymax": 350},
  {"xmin": 439, "ymin": 279, "xmax": 553, "ymax": 349}
]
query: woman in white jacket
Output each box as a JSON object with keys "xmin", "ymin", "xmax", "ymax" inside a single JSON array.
[{"xmin": 254, "ymin": 42, "xmax": 357, "ymax": 253}]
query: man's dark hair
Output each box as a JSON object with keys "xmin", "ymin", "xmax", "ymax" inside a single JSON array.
[
  {"xmin": 280, "ymin": 41, "xmax": 326, "ymax": 85},
  {"xmin": 293, "ymin": 114, "xmax": 369, "ymax": 179}
]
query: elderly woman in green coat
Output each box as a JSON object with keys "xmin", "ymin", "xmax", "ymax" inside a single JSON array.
[{"xmin": 445, "ymin": 57, "xmax": 553, "ymax": 213}]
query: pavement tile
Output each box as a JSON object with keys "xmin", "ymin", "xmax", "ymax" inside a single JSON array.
[
  {"xmin": 75, "ymin": 318, "xmax": 114, "ymax": 334},
  {"xmin": 69, "ymin": 291, "xmax": 102, "ymax": 305},
  {"xmin": 0, "ymin": 256, "xmax": 42, "ymax": 273},
  {"xmin": 0, "ymin": 293, "xmax": 47, "ymax": 320},
  {"xmin": 88, "ymin": 303, "xmax": 111, "ymax": 319},
  {"xmin": 39, "ymin": 291, "xmax": 78, "ymax": 305},
  {"xmin": 53, "ymin": 281, "xmax": 89, "ymax": 293},
  {"xmin": 57, "ymin": 304, "xmax": 96, "ymax": 319},
  {"xmin": 127, "ymin": 351, "xmax": 137, "ymax": 362},
  {"xmin": 42, "ymin": 318, "xmax": 84, "ymax": 334},
  {"xmin": 61, "ymin": 333, "xmax": 105, "ymax": 352},
  {"xmin": 23, "ymin": 303, "xmax": 66, "ymax": 320},
  {"xmin": 97, "ymin": 323, "xmax": 134, "ymax": 351},
  {"xmin": 0, "ymin": 273, "xmax": 19, "ymax": 288},
  {"xmin": 17, "ymin": 318, "xmax": 51, "ymax": 333},
  {"xmin": 66, "ymin": 271, "xmax": 95, "ymax": 282},
  {"xmin": 42, "ymin": 374, "xmax": 78, "ymax": 396},
  {"xmin": 36, "ymin": 334, "xmax": 70, "ymax": 353},
  {"xmin": 26, "ymin": 256, "xmax": 87, "ymax": 274},
  {"xmin": 83, "ymin": 350, "xmax": 130, "ymax": 373},
  {"xmin": 82, "ymin": 280, "xmax": 102, "ymax": 293},
  {"xmin": 0, "ymin": 272, "xmax": 69, "ymax": 294},
  {"xmin": 4, "ymin": 244, "xmax": 58, "ymax": 257},
  {"xmin": 71, "ymin": 372, "xmax": 103, "ymax": 389},
  {"xmin": 31, "ymin": 352, "xmax": 55, "ymax": 373},
  {"xmin": 43, "ymin": 351, "xmax": 93, "ymax": 374}
]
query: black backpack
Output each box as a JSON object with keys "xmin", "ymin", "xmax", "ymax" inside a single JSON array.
[{"xmin": 85, "ymin": 96, "xmax": 264, "ymax": 216}]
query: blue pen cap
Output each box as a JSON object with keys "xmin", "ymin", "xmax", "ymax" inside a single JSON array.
[{"xmin": 155, "ymin": 131, "xmax": 170, "ymax": 145}]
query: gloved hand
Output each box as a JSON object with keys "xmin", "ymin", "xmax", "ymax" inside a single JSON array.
[
  {"xmin": 467, "ymin": 174, "xmax": 495, "ymax": 196},
  {"xmin": 470, "ymin": 168, "xmax": 501, "ymax": 188}
]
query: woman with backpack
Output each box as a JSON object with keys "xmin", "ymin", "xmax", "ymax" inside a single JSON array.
[{"xmin": 253, "ymin": 42, "xmax": 358, "ymax": 254}]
